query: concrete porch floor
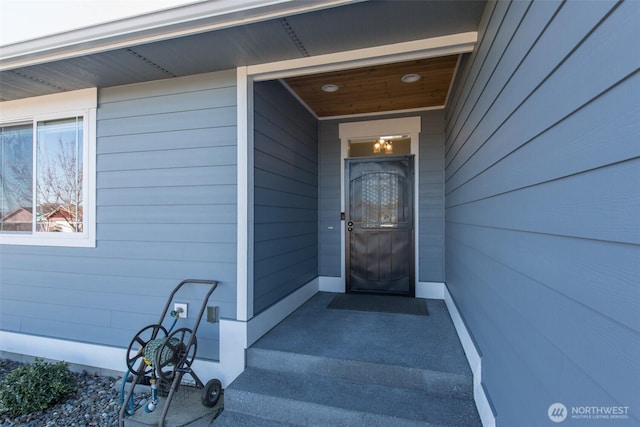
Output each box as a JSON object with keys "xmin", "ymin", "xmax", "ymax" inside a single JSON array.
[
  {"xmin": 251, "ymin": 291, "xmax": 472, "ymax": 377},
  {"xmin": 207, "ymin": 291, "xmax": 480, "ymax": 426}
]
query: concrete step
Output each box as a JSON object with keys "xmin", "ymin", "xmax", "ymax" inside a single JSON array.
[
  {"xmin": 247, "ymin": 347, "xmax": 473, "ymax": 399},
  {"xmin": 224, "ymin": 367, "xmax": 481, "ymax": 427}
]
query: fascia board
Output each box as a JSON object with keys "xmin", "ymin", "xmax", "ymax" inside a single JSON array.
[{"xmin": 248, "ymin": 32, "xmax": 478, "ymax": 81}]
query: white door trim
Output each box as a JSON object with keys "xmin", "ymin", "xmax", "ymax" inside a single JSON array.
[{"xmin": 338, "ymin": 117, "xmax": 421, "ymax": 293}]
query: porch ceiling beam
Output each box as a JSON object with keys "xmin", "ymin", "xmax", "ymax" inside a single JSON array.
[
  {"xmin": 247, "ymin": 32, "xmax": 478, "ymax": 81},
  {"xmin": 0, "ymin": 0, "xmax": 361, "ymax": 71}
]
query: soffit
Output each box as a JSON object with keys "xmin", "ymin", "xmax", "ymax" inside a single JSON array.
[
  {"xmin": 0, "ymin": 1, "xmax": 486, "ymax": 102},
  {"xmin": 284, "ymin": 55, "xmax": 459, "ymax": 117}
]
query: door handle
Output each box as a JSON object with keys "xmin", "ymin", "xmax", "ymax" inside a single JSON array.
[
  {"xmin": 347, "ymin": 221, "xmax": 353, "ymax": 226},
  {"xmin": 348, "ymin": 227, "xmax": 353, "ymax": 232}
]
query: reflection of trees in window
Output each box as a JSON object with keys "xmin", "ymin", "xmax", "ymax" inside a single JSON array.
[
  {"xmin": 0, "ymin": 124, "xmax": 33, "ymax": 231},
  {"xmin": 36, "ymin": 118, "xmax": 83, "ymax": 233},
  {"xmin": 0, "ymin": 118, "xmax": 83, "ymax": 233}
]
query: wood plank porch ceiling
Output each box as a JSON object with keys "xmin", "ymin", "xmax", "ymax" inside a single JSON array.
[{"xmin": 283, "ymin": 55, "xmax": 459, "ymax": 118}]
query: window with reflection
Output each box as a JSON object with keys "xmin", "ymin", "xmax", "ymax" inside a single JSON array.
[{"xmin": 1, "ymin": 117, "xmax": 84, "ymax": 234}]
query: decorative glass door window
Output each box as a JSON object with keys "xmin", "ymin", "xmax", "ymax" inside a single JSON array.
[{"xmin": 357, "ymin": 171, "xmax": 401, "ymax": 227}]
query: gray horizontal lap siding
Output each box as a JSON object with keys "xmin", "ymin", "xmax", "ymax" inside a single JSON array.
[
  {"xmin": 0, "ymin": 71, "xmax": 238, "ymax": 361},
  {"xmin": 318, "ymin": 121, "xmax": 342, "ymax": 277},
  {"xmin": 418, "ymin": 111, "xmax": 445, "ymax": 283},
  {"xmin": 253, "ymin": 80, "xmax": 318, "ymax": 314},
  {"xmin": 445, "ymin": 0, "xmax": 640, "ymax": 424},
  {"xmin": 318, "ymin": 110, "xmax": 445, "ymax": 282}
]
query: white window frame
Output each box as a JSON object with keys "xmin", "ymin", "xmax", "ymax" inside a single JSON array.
[{"xmin": 0, "ymin": 88, "xmax": 97, "ymax": 247}]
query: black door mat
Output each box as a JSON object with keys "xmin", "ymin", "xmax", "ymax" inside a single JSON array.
[{"xmin": 327, "ymin": 293, "xmax": 428, "ymax": 316}]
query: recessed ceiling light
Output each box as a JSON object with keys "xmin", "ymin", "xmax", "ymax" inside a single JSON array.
[
  {"xmin": 321, "ymin": 84, "xmax": 340, "ymax": 93},
  {"xmin": 401, "ymin": 73, "xmax": 421, "ymax": 83}
]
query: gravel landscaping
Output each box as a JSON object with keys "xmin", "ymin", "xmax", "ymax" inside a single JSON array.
[
  {"xmin": 0, "ymin": 359, "xmax": 121, "ymax": 427},
  {"xmin": 0, "ymin": 359, "xmax": 223, "ymax": 427}
]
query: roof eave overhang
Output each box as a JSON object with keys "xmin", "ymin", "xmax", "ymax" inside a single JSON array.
[
  {"xmin": 0, "ymin": 0, "xmax": 361, "ymax": 72},
  {"xmin": 248, "ymin": 32, "xmax": 478, "ymax": 81}
]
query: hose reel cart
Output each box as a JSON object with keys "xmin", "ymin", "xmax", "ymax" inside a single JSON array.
[{"xmin": 118, "ymin": 279, "xmax": 222, "ymax": 427}]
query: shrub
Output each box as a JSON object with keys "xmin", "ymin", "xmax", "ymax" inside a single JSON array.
[{"xmin": 0, "ymin": 359, "xmax": 77, "ymax": 416}]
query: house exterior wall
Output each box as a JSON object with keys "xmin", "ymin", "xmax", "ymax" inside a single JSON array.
[
  {"xmin": 0, "ymin": 70, "xmax": 238, "ymax": 362},
  {"xmin": 318, "ymin": 110, "xmax": 445, "ymax": 283},
  {"xmin": 253, "ymin": 80, "xmax": 319, "ymax": 314},
  {"xmin": 318, "ymin": 119, "xmax": 341, "ymax": 277},
  {"xmin": 444, "ymin": 0, "xmax": 640, "ymax": 425}
]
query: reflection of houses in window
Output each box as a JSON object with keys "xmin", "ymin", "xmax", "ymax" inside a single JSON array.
[
  {"xmin": 0, "ymin": 207, "xmax": 33, "ymax": 231},
  {"xmin": 37, "ymin": 204, "xmax": 83, "ymax": 233},
  {"xmin": 1, "ymin": 205, "xmax": 82, "ymax": 232}
]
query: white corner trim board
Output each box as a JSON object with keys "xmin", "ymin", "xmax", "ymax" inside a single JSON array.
[
  {"xmin": 416, "ymin": 282, "xmax": 445, "ymax": 300},
  {"xmin": 318, "ymin": 276, "xmax": 344, "ymax": 293},
  {"xmin": 236, "ymin": 66, "xmax": 255, "ymax": 322},
  {"xmin": 444, "ymin": 287, "xmax": 496, "ymax": 427}
]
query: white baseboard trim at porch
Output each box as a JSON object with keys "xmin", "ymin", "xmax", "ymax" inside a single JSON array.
[
  {"xmin": 246, "ymin": 277, "xmax": 319, "ymax": 347},
  {"xmin": 443, "ymin": 286, "xmax": 496, "ymax": 427}
]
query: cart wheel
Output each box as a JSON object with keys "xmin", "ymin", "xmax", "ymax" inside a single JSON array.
[
  {"xmin": 202, "ymin": 379, "xmax": 222, "ymax": 407},
  {"xmin": 126, "ymin": 324, "xmax": 168, "ymax": 375},
  {"xmin": 156, "ymin": 327, "xmax": 198, "ymax": 381}
]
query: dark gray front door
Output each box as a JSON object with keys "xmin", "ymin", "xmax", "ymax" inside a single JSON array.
[{"xmin": 345, "ymin": 156, "xmax": 414, "ymax": 296}]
